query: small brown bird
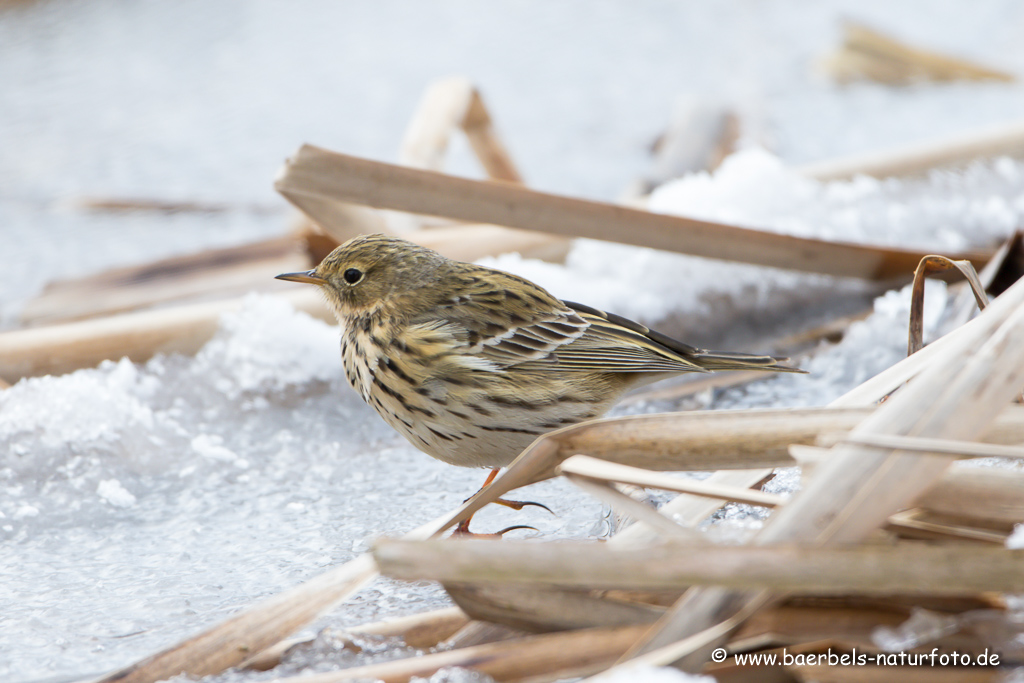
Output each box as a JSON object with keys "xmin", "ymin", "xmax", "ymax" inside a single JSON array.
[{"xmin": 278, "ymin": 234, "xmax": 802, "ymax": 528}]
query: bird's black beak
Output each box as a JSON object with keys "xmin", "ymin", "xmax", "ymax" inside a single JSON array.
[{"xmin": 275, "ymin": 269, "xmax": 326, "ymax": 285}]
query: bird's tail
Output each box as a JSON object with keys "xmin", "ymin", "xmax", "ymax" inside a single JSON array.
[{"xmin": 694, "ymin": 350, "xmax": 807, "ymax": 373}]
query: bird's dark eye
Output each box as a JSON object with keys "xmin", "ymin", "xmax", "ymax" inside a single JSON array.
[{"xmin": 343, "ymin": 268, "xmax": 363, "ymax": 284}]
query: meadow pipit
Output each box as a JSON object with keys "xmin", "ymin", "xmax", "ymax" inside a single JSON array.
[{"xmin": 278, "ymin": 234, "xmax": 803, "ymax": 530}]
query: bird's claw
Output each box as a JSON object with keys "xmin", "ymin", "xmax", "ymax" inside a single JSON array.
[
  {"xmin": 493, "ymin": 498, "xmax": 554, "ymax": 515},
  {"xmin": 451, "ymin": 523, "xmax": 537, "ymax": 539}
]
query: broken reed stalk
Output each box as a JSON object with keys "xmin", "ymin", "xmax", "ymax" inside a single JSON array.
[
  {"xmin": 615, "ymin": 272, "xmax": 1024, "ymax": 672},
  {"xmin": 908, "ymin": 254, "xmax": 988, "ymax": 355},
  {"xmin": 274, "ymin": 145, "xmax": 992, "ymax": 280},
  {"xmin": 885, "ymin": 509, "xmax": 1008, "ymax": 545},
  {"xmin": 374, "ymin": 540, "xmax": 1024, "ymax": 596},
  {"xmin": 826, "ymin": 22, "xmax": 1016, "ymax": 86},
  {"xmin": 399, "ymin": 76, "xmax": 522, "ymax": 183}
]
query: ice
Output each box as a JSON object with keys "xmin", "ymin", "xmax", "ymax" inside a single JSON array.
[
  {"xmin": 97, "ymin": 479, "xmax": 138, "ymax": 508},
  {"xmin": 0, "ymin": 296, "xmax": 607, "ymax": 681},
  {"xmin": 873, "ymin": 608, "xmax": 961, "ymax": 651}
]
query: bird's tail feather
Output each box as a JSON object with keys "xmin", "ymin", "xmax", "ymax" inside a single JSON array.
[{"xmin": 695, "ymin": 351, "xmax": 806, "ymax": 373}]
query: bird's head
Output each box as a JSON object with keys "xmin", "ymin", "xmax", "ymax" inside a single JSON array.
[{"xmin": 276, "ymin": 234, "xmax": 449, "ymax": 320}]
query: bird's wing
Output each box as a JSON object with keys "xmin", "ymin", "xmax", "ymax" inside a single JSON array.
[
  {"xmin": 540, "ymin": 301, "xmax": 711, "ymax": 373},
  {"xmin": 402, "ymin": 271, "xmax": 590, "ymax": 371},
  {"xmin": 403, "ymin": 273, "xmax": 797, "ymax": 375},
  {"xmin": 559, "ymin": 301, "xmax": 802, "ymax": 374},
  {"xmin": 405, "ymin": 281, "xmax": 708, "ymax": 373}
]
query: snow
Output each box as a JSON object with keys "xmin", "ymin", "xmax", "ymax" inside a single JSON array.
[
  {"xmin": 1008, "ymin": 525, "xmax": 1024, "ymax": 550},
  {"xmin": 4, "ymin": 1, "xmax": 1024, "ymax": 682}
]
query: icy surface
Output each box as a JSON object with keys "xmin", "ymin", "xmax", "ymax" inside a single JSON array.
[
  {"xmin": 0, "ymin": 298, "xmax": 606, "ymax": 681},
  {"xmin": 6, "ymin": 2, "xmax": 1024, "ymax": 682}
]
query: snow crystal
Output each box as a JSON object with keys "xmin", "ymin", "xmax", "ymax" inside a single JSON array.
[
  {"xmin": 873, "ymin": 609, "xmax": 961, "ymax": 652},
  {"xmin": 410, "ymin": 667, "xmax": 497, "ymax": 683},
  {"xmin": 188, "ymin": 293, "xmax": 342, "ymax": 400},
  {"xmin": 97, "ymin": 479, "xmax": 137, "ymax": 508}
]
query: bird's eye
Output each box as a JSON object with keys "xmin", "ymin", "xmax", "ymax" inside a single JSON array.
[{"xmin": 343, "ymin": 268, "xmax": 363, "ymax": 285}]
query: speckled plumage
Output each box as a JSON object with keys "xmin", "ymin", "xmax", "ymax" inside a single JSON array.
[{"xmin": 278, "ymin": 234, "xmax": 802, "ymax": 468}]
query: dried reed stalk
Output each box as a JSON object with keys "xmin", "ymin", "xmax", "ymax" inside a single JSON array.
[
  {"xmin": 614, "ymin": 273, "xmax": 1024, "ymax": 672},
  {"xmin": 822, "ymin": 22, "xmax": 1015, "ymax": 86},
  {"xmin": 274, "ymin": 145, "xmax": 992, "ymax": 280},
  {"xmin": 76, "ymin": 197, "xmax": 282, "ymax": 214},
  {"xmin": 885, "ymin": 509, "xmax": 1007, "ymax": 545},
  {"xmin": 389, "ymin": 75, "xmax": 522, "ymax": 235},
  {"xmin": 558, "ymin": 455, "xmax": 784, "ymax": 508},
  {"xmin": 443, "ymin": 583, "xmax": 666, "ymax": 634},
  {"xmin": 291, "ymin": 77, "xmax": 570, "ymax": 260},
  {"xmin": 915, "ymin": 467, "xmax": 1024, "ymax": 524},
  {"xmin": 794, "ymin": 443, "xmax": 1024, "ymax": 527},
  {"xmin": 398, "ymin": 76, "xmax": 522, "ymax": 183},
  {"xmin": 442, "ymin": 468, "xmax": 775, "ymax": 633},
  {"xmin": 841, "ymin": 433, "xmax": 1024, "ymax": 460},
  {"xmin": 0, "ymin": 288, "xmax": 329, "ymax": 381},
  {"xmin": 20, "ymin": 236, "xmax": 310, "ymax": 326},
  {"xmin": 798, "ymin": 119, "xmax": 1024, "ymax": 181},
  {"xmin": 375, "ymin": 539, "xmax": 1024, "ymax": 595}
]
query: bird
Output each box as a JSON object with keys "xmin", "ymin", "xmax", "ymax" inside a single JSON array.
[{"xmin": 277, "ymin": 234, "xmax": 803, "ymax": 532}]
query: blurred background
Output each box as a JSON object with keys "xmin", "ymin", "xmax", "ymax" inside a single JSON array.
[{"xmin": 5, "ymin": 0, "xmax": 1024, "ymax": 326}]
